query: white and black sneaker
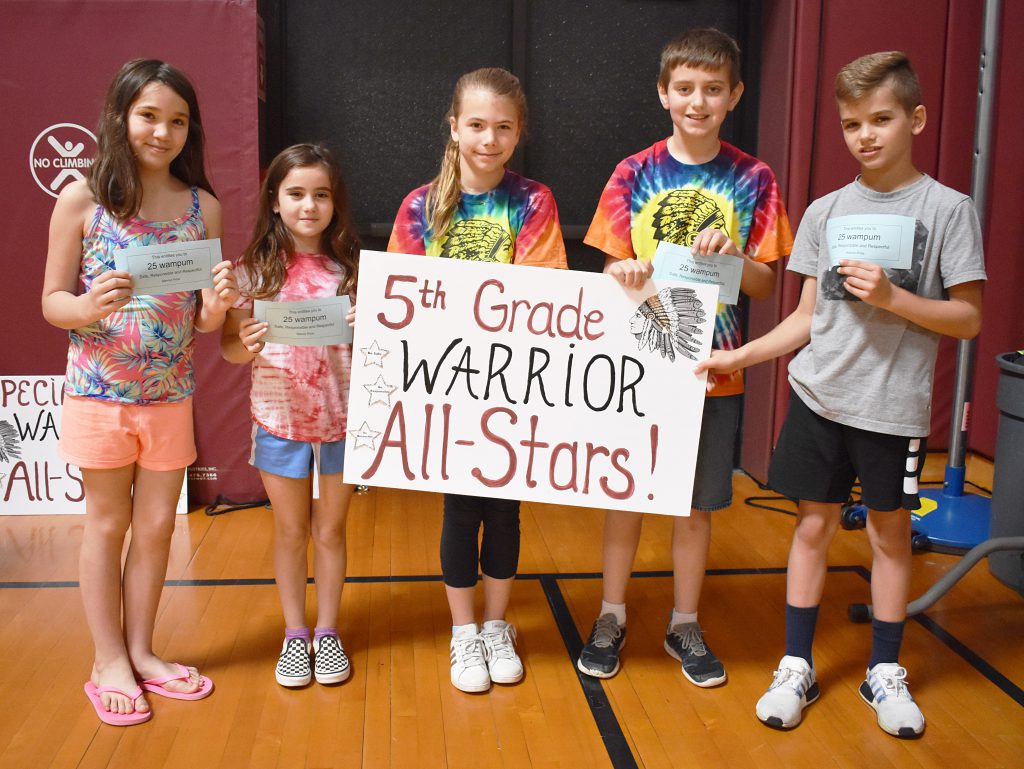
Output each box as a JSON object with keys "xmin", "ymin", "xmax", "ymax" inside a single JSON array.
[
  {"xmin": 275, "ymin": 636, "xmax": 312, "ymax": 687},
  {"xmin": 755, "ymin": 655, "xmax": 820, "ymax": 729},
  {"xmin": 860, "ymin": 663, "xmax": 925, "ymax": 738},
  {"xmin": 314, "ymin": 634, "xmax": 351, "ymax": 685}
]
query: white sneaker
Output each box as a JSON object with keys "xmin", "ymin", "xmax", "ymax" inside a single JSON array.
[
  {"xmin": 481, "ymin": 620, "xmax": 524, "ymax": 684},
  {"xmin": 860, "ymin": 663, "xmax": 926, "ymax": 738},
  {"xmin": 755, "ymin": 655, "xmax": 820, "ymax": 729},
  {"xmin": 450, "ymin": 630, "xmax": 490, "ymax": 693}
]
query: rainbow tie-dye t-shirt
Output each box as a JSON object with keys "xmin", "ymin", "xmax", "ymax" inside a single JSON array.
[
  {"xmin": 585, "ymin": 139, "xmax": 792, "ymax": 396},
  {"xmin": 388, "ymin": 170, "xmax": 567, "ymax": 269}
]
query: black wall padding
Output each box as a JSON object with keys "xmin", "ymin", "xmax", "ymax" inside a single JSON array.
[
  {"xmin": 272, "ymin": 0, "xmax": 759, "ymax": 271},
  {"xmin": 526, "ymin": 1, "xmax": 745, "ymax": 229},
  {"xmin": 281, "ymin": 0, "xmax": 512, "ymax": 232}
]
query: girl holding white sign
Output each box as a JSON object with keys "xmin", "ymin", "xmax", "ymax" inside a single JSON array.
[
  {"xmin": 42, "ymin": 59, "xmax": 237, "ymax": 725},
  {"xmin": 221, "ymin": 144, "xmax": 360, "ymax": 689},
  {"xmin": 388, "ymin": 67, "xmax": 568, "ymax": 693}
]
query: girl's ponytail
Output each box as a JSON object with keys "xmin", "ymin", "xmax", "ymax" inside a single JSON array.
[{"xmin": 425, "ymin": 137, "xmax": 462, "ymax": 242}]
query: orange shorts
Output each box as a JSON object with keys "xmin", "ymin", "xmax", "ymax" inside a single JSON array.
[{"xmin": 59, "ymin": 395, "xmax": 197, "ymax": 471}]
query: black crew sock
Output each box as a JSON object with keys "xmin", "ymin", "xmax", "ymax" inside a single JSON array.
[
  {"xmin": 868, "ymin": 618, "xmax": 905, "ymax": 669},
  {"xmin": 784, "ymin": 603, "xmax": 819, "ymax": 667}
]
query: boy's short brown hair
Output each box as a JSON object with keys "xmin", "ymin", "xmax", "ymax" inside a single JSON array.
[
  {"xmin": 659, "ymin": 28, "xmax": 741, "ymax": 88},
  {"xmin": 835, "ymin": 51, "xmax": 922, "ymax": 114}
]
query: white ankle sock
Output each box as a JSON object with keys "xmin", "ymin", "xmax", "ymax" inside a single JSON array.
[
  {"xmin": 600, "ymin": 601, "xmax": 626, "ymax": 625},
  {"xmin": 452, "ymin": 623, "xmax": 478, "ymax": 638},
  {"xmin": 671, "ymin": 610, "xmax": 698, "ymax": 627}
]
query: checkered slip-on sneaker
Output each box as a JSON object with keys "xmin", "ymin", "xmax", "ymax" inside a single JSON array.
[
  {"xmin": 275, "ymin": 636, "xmax": 312, "ymax": 687},
  {"xmin": 313, "ymin": 634, "xmax": 351, "ymax": 685}
]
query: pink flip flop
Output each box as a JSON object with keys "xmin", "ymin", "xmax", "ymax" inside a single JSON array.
[
  {"xmin": 140, "ymin": 663, "xmax": 214, "ymax": 700},
  {"xmin": 84, "ymin": 681, "xmax": 152, "ymax": 726}
]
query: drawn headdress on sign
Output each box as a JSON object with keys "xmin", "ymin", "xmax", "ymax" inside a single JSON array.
[
  {"xmin": 630, "ymin": 287, "xmax": 706, "ymax": 362},
  {"xmin": 0, "ymin": 420, "xmax": 22, "ymax": 463}
]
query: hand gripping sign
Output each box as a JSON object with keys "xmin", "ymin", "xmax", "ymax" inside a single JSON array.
[{"xmin": 344, "ymin": 252, "xmax": 718, "ymax": 516}]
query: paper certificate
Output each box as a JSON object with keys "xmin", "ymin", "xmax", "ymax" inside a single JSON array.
[
  {"xmin": 253, "ymin": 296, "xmax": 353, "ymax": 346},
  {"xmin": 652, "ymin": 240, "xmax": 741, "ymax": 305},
  {"xmin": 826, "ymin": 214, "xmax": 915, "ymax": 268},
  {"xmin": 114, "ymin": 238, "xmax": 220, "ymax": 295}
]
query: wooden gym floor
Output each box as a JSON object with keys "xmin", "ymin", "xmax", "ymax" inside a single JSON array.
[{"xmin": 0, "ymin": 454, "xmax": 1021, "ymax": 769}]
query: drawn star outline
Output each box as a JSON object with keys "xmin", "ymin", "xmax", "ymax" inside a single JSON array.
[
  {"xmin": 351, "ymin": 421, "xmax": 381, "ymax": 451},
  {"xmin": 364, "ymin": 375, "xmax": 398, "ymax": 407},
  {"xmin": 360, "ymin": 340, "xmax": 389, "ymax": 368}
]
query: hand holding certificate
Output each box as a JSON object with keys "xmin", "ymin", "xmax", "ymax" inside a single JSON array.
[
  {"xmin": 652, "ymin": 240, "xmax": 742, "ymax": 304},
  {"xmin": 114, "ymin": 238, "xmax": 222, "ymax": 295},
  {"xmin": 253, "ymin": 296, "xmax": 353, "ymax": 346},
  {"xmin": 826, "ymin": 214, "xmax": 915, "ymax": 268}
]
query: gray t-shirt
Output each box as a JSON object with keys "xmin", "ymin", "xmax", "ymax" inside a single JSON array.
[{"xmin": 787, "ymin": 174, "xmax": 987, "ymax": 436}]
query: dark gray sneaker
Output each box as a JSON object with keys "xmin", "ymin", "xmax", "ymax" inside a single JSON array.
[
  {"xmin": 577, "ymin": 613, "xmax": 626, "ymax": 678},
  {"xmin": 664, "ymin": 621, "xmax": 726, "ymax": 687}
]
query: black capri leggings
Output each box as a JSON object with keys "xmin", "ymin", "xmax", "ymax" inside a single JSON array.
[{"xmin": 440, "ymin": 493, "xmax": 521, "ymax": 587}]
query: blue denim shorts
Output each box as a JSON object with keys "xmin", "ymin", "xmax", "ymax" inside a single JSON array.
[{"xmin": 250, "ymin": 424, "xmax": 346, "ymax": 479}]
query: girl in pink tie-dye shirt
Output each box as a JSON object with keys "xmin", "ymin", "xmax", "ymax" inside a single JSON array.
[{"xmin": 222, "ymin": 144, "xmax": 360, "ymax": 688}]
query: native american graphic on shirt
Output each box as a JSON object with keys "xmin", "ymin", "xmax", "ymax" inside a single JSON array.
[
  {"xmin": 653, "ymin": 189, "xmax": 730, "ymax": 247},
  {"xmin": 439, "ymin": 219, "xmax": 513, "ymax": 263},
  {"xmin": 822, "ymin": 219, "xmax": 926, "ymax": 301},
  {"xmin": 630, "ymin": 287, "xmax": 706, "ymax": 363}
]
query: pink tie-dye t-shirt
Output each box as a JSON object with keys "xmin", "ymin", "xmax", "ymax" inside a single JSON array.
[
  {"xmin": 64, "ymin": 189, "xmax": 204, "ymax": 404},
  {"xmin": 236, "ymin": 253, "xmax": 352, "ymax": 443}
]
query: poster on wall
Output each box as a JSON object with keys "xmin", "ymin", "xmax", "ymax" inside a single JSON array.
[
  {"xmin": 1, "ymin": 376, "xmax": 186, "ymax": 516},
  {"xmin": 344, "ymin": 252, "xmax": 718, "ymax": 516}
]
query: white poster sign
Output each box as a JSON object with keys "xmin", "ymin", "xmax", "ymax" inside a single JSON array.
[
  {"xmin": 344, "ymin": 252, "xmax": 719, "ymax": 516},
  {"xmin": 1, "ymin": 376, "xmax": 186, "ymax": 515}
]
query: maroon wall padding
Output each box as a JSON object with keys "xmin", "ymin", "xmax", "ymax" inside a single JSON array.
[
  {"xmin": 747, "ymin": 0, "xmax": 990, "ymax": 481},
  {"xmin": 1, "ymin": 0, "xmax": 263, "ymax": 505},
  {"xmin": 969, "ymin": 0, "xmax": 1024, "ymax": 458},
  {"xmin": 743, "ymin": 0, "xmax": 822, "ymax": 481}
]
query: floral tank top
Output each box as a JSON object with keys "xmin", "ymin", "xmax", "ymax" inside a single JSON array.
[{"xmin": 64, "ymin": 188, "xmax": 205, "ymax": 404}]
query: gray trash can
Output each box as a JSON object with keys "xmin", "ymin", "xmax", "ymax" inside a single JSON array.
[{"xmin": 989, "ymin": 352, "xmax": 1024, "ymax": 590}]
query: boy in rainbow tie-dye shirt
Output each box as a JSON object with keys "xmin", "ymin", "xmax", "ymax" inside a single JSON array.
[{"xmin": 576, "ymin": 28, "xmax": 793, "ymax": 688}]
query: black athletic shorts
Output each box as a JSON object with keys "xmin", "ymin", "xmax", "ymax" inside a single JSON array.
[{"xmin": 768, "ymin": 390, "xmax": 924, "ymax": 512}]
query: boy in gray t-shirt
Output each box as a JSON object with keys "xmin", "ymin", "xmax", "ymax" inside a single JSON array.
[{"xmin": 696, "ymin": 52, "xmax": 985, "ymax": 739}]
